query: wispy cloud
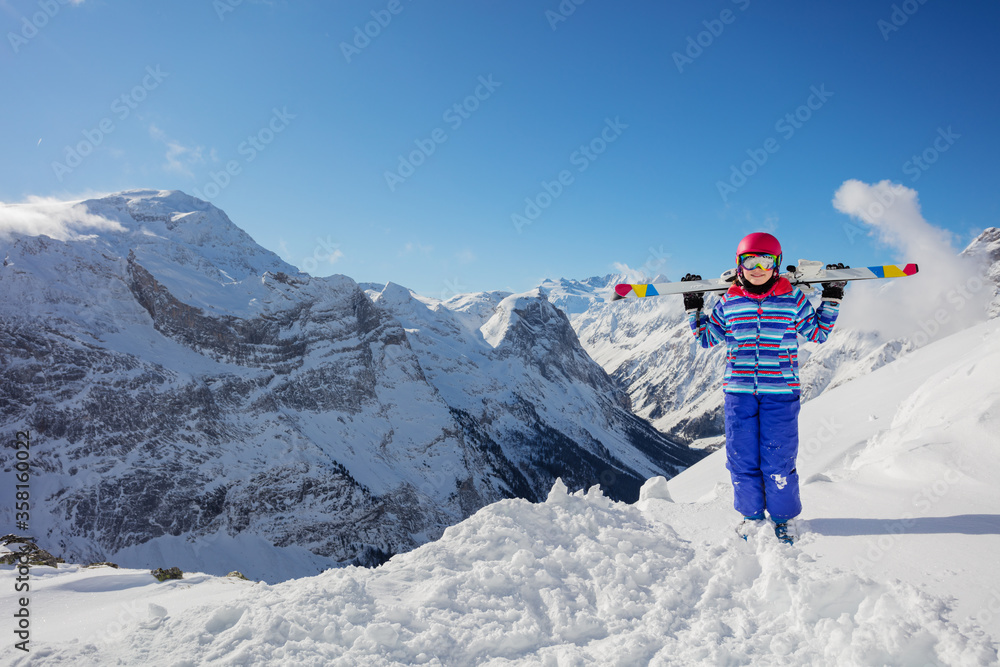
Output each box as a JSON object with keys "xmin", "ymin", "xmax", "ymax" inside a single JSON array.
[
  {"xmin": 0, "ymin": 195, "xmax": 125, "ymax": 241},
  {"xmin": 149, "ymin": 124, "xmax": 211, "ymax": 177},
  {"xmin": 610, "ymin": 262, "xmax": 647, "ymax": 282}
]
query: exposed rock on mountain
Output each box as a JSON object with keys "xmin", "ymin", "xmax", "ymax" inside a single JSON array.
[{"xmin": 0, "ymin": 190, "xmax": 702, "ymax": 581}]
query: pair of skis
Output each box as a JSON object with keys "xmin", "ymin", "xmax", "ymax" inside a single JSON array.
[{"xmin": 610, "ymin": 259, "xmax": 919, "ymax": 301}]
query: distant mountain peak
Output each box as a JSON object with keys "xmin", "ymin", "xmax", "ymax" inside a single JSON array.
[{"xmin": 377, "ymin": 281, "xmax": 418, "ymax": 306}]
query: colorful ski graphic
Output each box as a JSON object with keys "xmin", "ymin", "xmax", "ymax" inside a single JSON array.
[{"xmin": 610, "ymin": 262, "xmax": 919, "ymax": 301}]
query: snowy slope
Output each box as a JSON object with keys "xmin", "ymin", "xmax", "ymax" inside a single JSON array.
[
  {"xmin": 6, "ymin": 315, "xmax": 999, "ymax": 665},
  {"xmin": 667, "ymin": 316, "xmax": 1000, "ymax": 640}
]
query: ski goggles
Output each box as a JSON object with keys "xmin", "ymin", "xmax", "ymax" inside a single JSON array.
[{"xmin": 739, "ymin": 253, "xmax": 778, "ymax": 271}]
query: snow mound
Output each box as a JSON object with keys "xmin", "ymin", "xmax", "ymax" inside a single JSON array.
[
  {"xmin": 17, "ymin": 481, "xmax": 993, "ymax": 665},
  {"xmin": 638, "ymin": 475, "xmax": 673, "ymax": 502}
]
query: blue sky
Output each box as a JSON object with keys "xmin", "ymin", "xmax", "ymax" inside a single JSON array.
[{"xmin": 2, "ymin": 0, "xmax": 999, "ymax": 297}]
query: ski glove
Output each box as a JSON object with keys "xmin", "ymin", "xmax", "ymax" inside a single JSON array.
[
  {"xmin": 681, "ymin": 273, "xmax": 704, "ymax": 311},
  {"xmin": 821, "ymin": 263, "xmax": 849, "ymax": 301}
]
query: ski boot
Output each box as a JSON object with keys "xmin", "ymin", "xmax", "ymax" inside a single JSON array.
[
  {"xmin": 736, "ymin": 514, "xmax": 765, "ymax": 541},
  {"xmin": 773, "ymin": 521, "xmax": 794, "ymax": 545}
]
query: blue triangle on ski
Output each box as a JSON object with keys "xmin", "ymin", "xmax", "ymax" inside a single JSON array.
[
  {"xmin": 646, "ymin": 285, "xmax": 659, "ymax": 297},
  {"xmin": 869, "ymin": 265, "xmax": 885, "ymax": 278}
]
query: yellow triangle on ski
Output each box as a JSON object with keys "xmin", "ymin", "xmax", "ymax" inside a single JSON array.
[
  {"xmin": 881, "ymin": 265, "xmax": 907, "ymax": 278},
  {"xmin": 633, "ymin": 284, "xmax": 647, "ymax": 298}
]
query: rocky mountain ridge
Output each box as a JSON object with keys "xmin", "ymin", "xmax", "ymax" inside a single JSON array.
[{"xmin": 0, "ymin": 190, "xmax": 702, "ymax": 581}]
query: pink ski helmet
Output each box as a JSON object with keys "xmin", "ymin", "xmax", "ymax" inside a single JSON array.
[{"xmin": 736, "ymin": 232, "xmax": 782, "ymax": 273}]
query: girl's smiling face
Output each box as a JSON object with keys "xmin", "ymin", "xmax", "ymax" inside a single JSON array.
[{"xmin": 745, "ymin": 266, "xmax": 772, "ymax": 285}]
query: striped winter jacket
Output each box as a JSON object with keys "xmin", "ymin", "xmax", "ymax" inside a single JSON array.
[{"xmin": 687, "ymin": 277, "xmax": 839, "ymax": 395}]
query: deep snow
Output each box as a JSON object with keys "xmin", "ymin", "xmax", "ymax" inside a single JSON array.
[{"xmin": 4, "ymin": 318, "xmax": 999, "ymax": 665}]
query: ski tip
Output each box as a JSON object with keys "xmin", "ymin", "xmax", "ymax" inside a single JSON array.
[
  {"xmin": 613, "ymin": 284, "xmax": 634, "ymax": 299},
  {"xmin": 869, "ymin": 263, "xmax": 920, "ymax": 279}
]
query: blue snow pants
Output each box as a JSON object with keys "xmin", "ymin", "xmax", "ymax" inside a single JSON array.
[{"xmin": 724, "ymin": 392, "xmax": 802, "ymax": 523}]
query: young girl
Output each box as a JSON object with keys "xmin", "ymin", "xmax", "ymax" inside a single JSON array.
[{"xmin": 682, "ymin": 232, "xmax": 845, "ymax": 544}]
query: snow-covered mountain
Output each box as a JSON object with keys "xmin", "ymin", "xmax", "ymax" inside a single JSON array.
[
  {"xmin": 0, "ymin": 190, "xmax": 701, "ymax": 581},
  {"xmin": 5, "ymin": 312, "xmax": 999, "ymax": 664},
  {"xmin": 532, "ymin": 230, "xmax": 1000, "ymax": 447},
  {"xmin": 963, "ymin": 226, "xmax": 1000, "ymax": 317}
]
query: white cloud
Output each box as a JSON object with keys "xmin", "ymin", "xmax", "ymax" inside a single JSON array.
[
  {"xmin": 833, "ymin": 179, "xmax": 956, "ymax": 261},
  {"xmin": 610, "ymin": 262, "xmax": 648, "ymax": 283},
  {"xmin": 149, "ymin": 124, "xmax": 209, "ymax": 177},
  {"xmin": 0, "ymin": 195, "xmax": 125, "ymax": 242},
  {"xmin": 831, "ymin": 179, "xmax": 989, "ymax": 340}
]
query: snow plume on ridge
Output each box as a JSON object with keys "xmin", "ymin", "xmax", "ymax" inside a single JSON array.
[
  {"xmin": 832, "ymin": 179, "xmax": 990, "ymax": 340},
  {"xmin": 610, "ymin": 262, "xmax": 649, "ymax": 283},
  {"xmin": 610, "ymin": 261, "xmax": 669, "ymax": 285},
  {"xmin": 0, "ymin": 194, "xmax": 125, "ymax": 242}
]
